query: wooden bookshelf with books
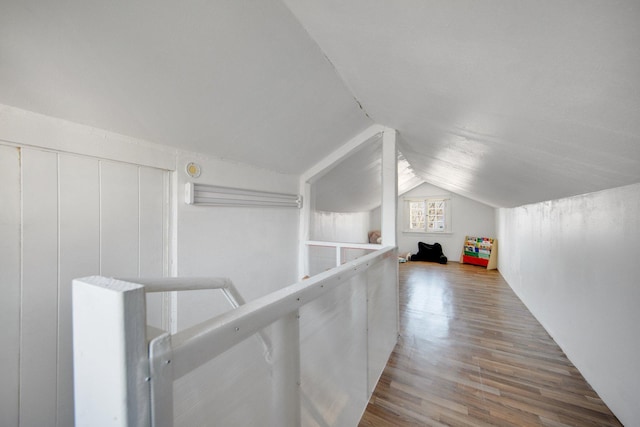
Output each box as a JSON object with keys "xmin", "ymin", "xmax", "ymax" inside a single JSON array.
[{"xmin": 460, "ymin": 236, "xmax": 497, "ymax": 270}]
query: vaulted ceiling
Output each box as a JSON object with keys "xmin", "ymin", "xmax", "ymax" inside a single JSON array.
[
  {"xmin": 1, "ymin": 1, "xmax": 639, "ymax": 208},
  {"xmin": 0, "ymin": 0, "xmax": 372, "ymax": 173}
]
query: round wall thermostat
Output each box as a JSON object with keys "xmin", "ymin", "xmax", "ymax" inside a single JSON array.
[{"xmin": 185, "ymin": 162, "xmax": 201, "ymax": 178}]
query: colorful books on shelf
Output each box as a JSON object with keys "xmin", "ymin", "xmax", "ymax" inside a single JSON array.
[{"xmin": 460, "ymin": 236, "xmax": 497, "ymax": 270}]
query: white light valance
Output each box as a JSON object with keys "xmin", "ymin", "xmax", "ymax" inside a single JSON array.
[{"xmin": 185, "ymin": 182, "xmax": 302, "ymax": 208}]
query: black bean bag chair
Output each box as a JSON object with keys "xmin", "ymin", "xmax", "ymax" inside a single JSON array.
[{"xmin": 411, "ymin": 242, "xmax": 447, "ymax": 264}]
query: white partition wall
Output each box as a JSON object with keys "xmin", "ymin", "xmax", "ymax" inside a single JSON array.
[
  {"xmin": 298, "ymin": 124, "xmax": 397, "ymax": 278},
  {"xmin": 366, "ymin": 252, "xmax": 399, "ymax": 395}
]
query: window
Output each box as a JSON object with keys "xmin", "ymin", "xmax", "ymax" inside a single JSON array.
[
  {"xmin": 409, "ymin": 200, "xmax": 425, "ymax": 230},
  {"xmin": 404, "ymin": 197, "xmax": 451, "ymax": 233}
]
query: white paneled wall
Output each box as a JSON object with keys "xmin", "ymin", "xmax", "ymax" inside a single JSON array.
[
  {"xmin": 0, "ymin": 145, "xmax": 20, "ymax": 427},
  {"xmin": 20, "ymin": 149, "xmax": 59, "ymax": 426},
  {"xmin": 140, "ymin": 167, "xmax": 169, "ymax": 329},
  {"xmin": 57, "ymin": 154, "xmax": 101, "ymax": 425},
  {"xmin": 0, "ymin": 144, "xmax": 168, "ymax": 426}
]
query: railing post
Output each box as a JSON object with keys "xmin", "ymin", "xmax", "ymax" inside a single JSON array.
[
  {"xmin": 381, "ymin": 128, "xmax": 398, "ymax": 247},
  {"xmin": 149, "ymin": 333, "xmax": 173, "ymax": 427},
  {"xmin": 72, "ymin": 276, "xmax": 151, "ymax": 427}
]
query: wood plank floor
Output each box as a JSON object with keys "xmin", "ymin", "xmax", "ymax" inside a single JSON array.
[{"xmin": 359, "ymin": 262, "xmax": 622, "ymax": 427}]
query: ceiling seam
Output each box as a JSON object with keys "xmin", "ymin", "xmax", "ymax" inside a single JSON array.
[{"xmin": 280, "ymin": 1, "xmax": 375, "ymax": 124}]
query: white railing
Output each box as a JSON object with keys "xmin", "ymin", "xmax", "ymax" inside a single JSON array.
[
  {"xmin": 305, "ymin": 240, "xmax": 382, "ymax": 269},
  {"xmin": 73, "ymin": 246, "xmax": 398, "ymax": 427}
]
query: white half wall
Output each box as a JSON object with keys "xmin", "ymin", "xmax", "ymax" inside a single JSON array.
[
  {"xmin": 496, "ymin": 183, "xmax": 640, "ymax": 426},
  {"xmin": 398, "ymin": 182, "xmax": 496, "ymax": 260}
]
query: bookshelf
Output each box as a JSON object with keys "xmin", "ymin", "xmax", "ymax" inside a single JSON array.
[{"xmin": 460, "ymin": 236, "xmax": 497, "ymax": 270}]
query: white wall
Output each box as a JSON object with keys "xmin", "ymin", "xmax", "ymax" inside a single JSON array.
[
  {"xmin": 173, "ymin": 153, "xmax": 300, "ymax": 330},
  {"xmin": 370, "ymin": 206, "xmax": 381, "ymax": 233},
  {"xmin": 307, "ymin": 210, "xmax": 374, "ymax": 275},
  {"xmin": 0, "ymin": 105, "xmax": 301, "ymax": 426},
  {"xmin": 398, "ymin": 182, "xmax": 496, "ymax": 260},
  {"xmin": 0, "ymin": 145, "xmax": 20, "ymax": 427},
  {"xmin": 311, "ymin": 211, "xmax": 371, "ymax": 244},
  {"xmin": 496, "ymin": 183, "xmax": 640, "ymax": 427}
]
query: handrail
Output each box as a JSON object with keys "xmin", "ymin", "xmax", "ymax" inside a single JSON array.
[
  {"xmin": 304, "ymin": 239, "xmax": 383, "ymax": 269},
  {"xmin": 116, "ymin": 277, "xmax": 233, "ymax": 293},
  {"xmin": 154, "ymin": 246, "xmax": 396, "ymax": 380},
  {"xmin": 117, "ymin": 276, "xmax": 249, "ymax": 313},
  {"xmin": 305, "ymin": 240, "xmax": 382, "ymax": 250},
  {"xmin": 73, "ymin": 245, "xmax": 398, "ymax": 427},
  {"xmin": 117, "ymin": 276, "xmax": 273, "ymax": 361}
]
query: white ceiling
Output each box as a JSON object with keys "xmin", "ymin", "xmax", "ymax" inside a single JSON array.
[
  {"xmin": 284, "ymin": 0, "xmax": 640, "ymax": 207},
  {"xmin": 311, "ymin": 138, "xmax": 426, "ymax": 213},
  {"xmin": 0, "ymin": 0, "xmax": 371, "ymax": 174},
  {"xmin": 1, "ymin": 1, "xmax": 639, "ymax": 208}
]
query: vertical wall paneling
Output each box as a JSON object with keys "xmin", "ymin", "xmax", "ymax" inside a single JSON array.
[
  {"xmin": 57, "ymin": 154, "xmax": 101, "ymax": 426},
  {"xmin": 139, "ymin": 167, "xmax": 168, "ymax": 329},
  {"xmin": 100, "ymin": 161, "xmax": 140, "ymax": 277},
  {"xmin": 0, "ymin": 145, "xmax": 21, "ymax": 426},
  {"xmin": 20, "ymin": 148, "xmax": 59, "ymax": 425},
  {"xmin": 1, "ymin": 125, "xmax": 168, "ymax": 425}
]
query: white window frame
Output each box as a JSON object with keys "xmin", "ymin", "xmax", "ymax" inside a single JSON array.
[{"xmin": 403, "ymin": 197, "xmax": 452, "ymax": 233}]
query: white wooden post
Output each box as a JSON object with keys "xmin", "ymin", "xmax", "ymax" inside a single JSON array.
[
  {"xmin": 148, "ymin": 333, "xmax": 173, "ymax": 427},
  {"xmin": 298, "ymin": 181, "xmax": 312, "ymax": 279},
  {"xmin": 381, "ymin": 128, "xmax": 398, "ymax": 247},
  {"xmin": 298, "ymin": 124, "xmax": 385, "ymax": 278},
  {"xmin": 73, "ymin": 276, "xmax": 150, "ymax": 427}
]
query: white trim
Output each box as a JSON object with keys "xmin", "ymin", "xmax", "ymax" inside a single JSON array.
[
  {"xmin": 305, "ymin": 240, "xmax": 382, "ymax": 250},
  {"xmin": 0, "ymin": 104, "xmax": 176, "ymax": 171},
  {"xmin": 300, "ymin": 124, "xmax": 385, "ymax": 184},
  {"xmin": 402, "ymin": 231, "xmax": 453, "ymax": 235},
  {"xmin": 298, "ymin": 124, "xmax": 385, "ymax": 278}
]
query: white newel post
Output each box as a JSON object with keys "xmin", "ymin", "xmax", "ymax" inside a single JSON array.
[
  {"xmin": 381, "ymin": 128, "xmax": 398, "ymax": 247},
  {"xmin": 73, "ymin": 276, "xmax": 151, "ymax": 427}
]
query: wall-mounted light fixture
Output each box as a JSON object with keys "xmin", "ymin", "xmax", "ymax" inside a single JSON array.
[
  {"xmin": 185, "ymin": 182, "xmax": 302, "ymax": 208},
  {"xmin": 185, "ymin": 162, "xmax": 201, "ymax": 178}
]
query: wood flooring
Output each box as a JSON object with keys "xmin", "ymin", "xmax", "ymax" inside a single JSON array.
[{"xmin": 359, "ymin": 262, "xmax": 622, "ymax": 427}]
